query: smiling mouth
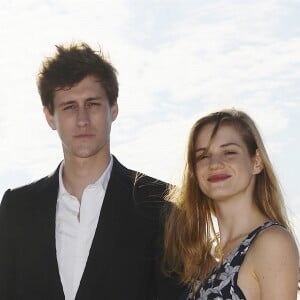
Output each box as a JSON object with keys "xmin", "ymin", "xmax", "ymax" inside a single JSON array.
[{"xmin": 208, "ymin": 174, "xmax": 231, "ymax": 182}]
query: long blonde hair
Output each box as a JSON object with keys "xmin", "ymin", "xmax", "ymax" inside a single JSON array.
[{"xmin": 163, "ymin": 109, "xmax": 292, "ymax": 285}]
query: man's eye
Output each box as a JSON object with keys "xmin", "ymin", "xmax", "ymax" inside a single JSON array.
[
  {"xmin": 63, "ymin": 104, "xmax": 76, "ymax": 110},
  {"xmin": 87, "ymin": 102, "xmax": 100, "ymax": 107}
]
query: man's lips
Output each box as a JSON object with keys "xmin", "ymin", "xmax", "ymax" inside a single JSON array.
[
  {"xmin": 73, "ymin": 133, "xmax": 95, "ymax": 138},
  {"xmin": 207, "ymin": 174, "xmax": 231, "ymax": 182}
]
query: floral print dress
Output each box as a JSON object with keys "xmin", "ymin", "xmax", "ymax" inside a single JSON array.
[{"xmin": 184, "ymin": 221, "xmax": 280, "ymax": 300}]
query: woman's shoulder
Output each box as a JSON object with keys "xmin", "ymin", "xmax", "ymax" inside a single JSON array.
[
  {"xmin": 248, "ymin": 223, "xmax": 299, "ymax": 275},
  {"xmin": 238, "ymin": 223, "xmax": 299, "ymax": 299},
  {"xmin": 252, "ymin": 223, "xmax": 298, "ymax": 253},
  {"xmin": 244, "ymin": 223, "xmax": 299, "ymax": 298}
]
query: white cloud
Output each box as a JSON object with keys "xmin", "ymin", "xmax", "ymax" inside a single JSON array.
[{"xmin": 0, "ymin": 1, "xmax": 299, "ymax": 246}]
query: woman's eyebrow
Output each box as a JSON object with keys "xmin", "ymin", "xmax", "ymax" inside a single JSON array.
[
  {"xmin": 195, "ymin": 142, "xmax": 241, "ymax": 153},
  {"xmin": 195, "ymin": 147, "xmax": 206, "ymax": 153},
  {"xmin": 220, "ymin": 142, "xmax": 241, "ymax": 148}
]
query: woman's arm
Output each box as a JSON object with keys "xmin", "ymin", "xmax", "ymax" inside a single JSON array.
[{"xmin": 251, "ymin": 226, "xmax": 299, "ymax": 300}]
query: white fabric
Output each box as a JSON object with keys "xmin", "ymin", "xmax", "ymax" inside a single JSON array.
[{"xmin": 55, "ymin": 157, "xmax": 113, "ymax": 300}]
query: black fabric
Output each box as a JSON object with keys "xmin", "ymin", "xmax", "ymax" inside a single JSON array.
[
  {"xmin": 0, "ymin": 157, "xmax": 183, "ymax": 300},
  {"xmin": 185, "ymin": 221, "xmax": 280, "ymax": 300}
]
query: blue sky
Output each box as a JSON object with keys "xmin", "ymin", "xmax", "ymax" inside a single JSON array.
[{"xmin": 0, "ymin": 0, "xmax": 299, "ymax": 252}]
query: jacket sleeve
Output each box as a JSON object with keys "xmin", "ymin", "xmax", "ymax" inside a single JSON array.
[{"xmin": 0, "ymin": 190, "xmax": 16, "ymax": 300}]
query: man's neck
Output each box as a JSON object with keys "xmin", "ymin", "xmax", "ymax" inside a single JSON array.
[{"xmin": 62, "ymin": 153, "xmax": 111, "ymax": 201}]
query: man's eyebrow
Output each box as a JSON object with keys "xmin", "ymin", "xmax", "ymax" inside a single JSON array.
[
  {"xmin": 58, "ymin": 96, "xmax": 103, "ymax": 106},
  {"xmin": 195, "ymin": 142, "xmax": 241, "ymax": 153},
  {"xmin": 58, "ymin": 100, "xmax": 76, "ymax": 107},
  {"xmin": 86, "ymin": 96, "xmax": 104, "ymax": 101}
]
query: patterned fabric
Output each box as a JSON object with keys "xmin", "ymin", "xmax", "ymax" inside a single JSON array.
[{"xmin": 184, "ymin": 220, "xmax": 280, "ymax": 300}]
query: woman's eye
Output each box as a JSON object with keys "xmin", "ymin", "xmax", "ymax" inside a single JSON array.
[
  {"xmin": 225, "ymin": 151, "xmax": 236, "ymax": 155},
  {"xmin": 197, "ymin": 154, "xmax": 209, "ymax": 161}
]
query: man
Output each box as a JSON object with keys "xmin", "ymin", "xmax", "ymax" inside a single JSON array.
[{"xmin": 0, "ymin": 43, "xmax": 182, "ymax": 299}]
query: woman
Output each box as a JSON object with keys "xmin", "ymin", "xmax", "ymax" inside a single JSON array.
[{"xmin": 163, "ymin": 109, "xmax": 299, "ymax": 299}]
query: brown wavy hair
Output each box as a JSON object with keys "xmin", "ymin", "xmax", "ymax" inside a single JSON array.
[
  {"xmin": 163, "ymin": 108, "xmax": 296, "ymax": 288},
  {"xmin": 37, "ymin": 42, "xmax": 118, "ymax": 114}
]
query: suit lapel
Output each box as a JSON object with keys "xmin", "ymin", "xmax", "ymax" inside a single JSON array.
[{"xmin": 76, "ymin": 158, "xmax": 134, "ymax": 297}]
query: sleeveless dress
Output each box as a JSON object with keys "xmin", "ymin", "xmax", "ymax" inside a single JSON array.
[{"xmin": 184, "ymin": 220, "xmax": 281, "ymax": 300}]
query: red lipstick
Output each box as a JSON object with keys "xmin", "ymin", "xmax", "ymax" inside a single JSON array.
[{"xmin": 208, "ymin": 174, "xmax": 231, "ymax": 182}]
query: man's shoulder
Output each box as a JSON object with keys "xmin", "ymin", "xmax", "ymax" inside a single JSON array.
[
  {"xmin": 111, "ymin": 157, "xmax": 172, "ymax": 216},
  {"xmin": 112, "ymin": 156, "xmax": 170, "ymax": 192},
  {"xmin": 2, "ymin": 166, "xmax": 59, "ymax": 200}
]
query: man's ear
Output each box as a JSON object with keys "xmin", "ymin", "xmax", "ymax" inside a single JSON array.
[
  {"xmin": 111, "ymin": 101, "xmax": 118, "ymax": 121},
  {"xmin": 253, "ymin": 149, "xmax": 264, "ymax": 175},
  {"xmin": 43, "ymin": 107, "xmax": 56, "ymax": 130}
]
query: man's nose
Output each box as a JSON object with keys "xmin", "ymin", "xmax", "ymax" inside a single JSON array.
[{"xmin": 77, "ymin": 107, "xmax": 89, "ymax": 126}]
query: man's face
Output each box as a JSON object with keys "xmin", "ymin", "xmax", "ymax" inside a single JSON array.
[{"xmin": 44, "ymin": 75, "xmax": 118, "ymax": 161}]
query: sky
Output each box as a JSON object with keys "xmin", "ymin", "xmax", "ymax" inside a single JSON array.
[{"xmin": 0, "ymin": 0, "xmax": 299, "ymax": 266}]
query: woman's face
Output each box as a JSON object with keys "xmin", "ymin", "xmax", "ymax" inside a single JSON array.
[{"xmin": 194, "ymin": 123, "xmax": 262, "ymax": 204}]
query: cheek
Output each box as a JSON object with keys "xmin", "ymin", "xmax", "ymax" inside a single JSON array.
[
  {"xmin": 55, "ymin": 116, "xmax": 73, "ymax": 136},
  {"xmin": 238, "ymin": 159, "xmax": 255, "ymax": 176},
  {"xmin": 54, "ymin": 119, "xmax": 65, "ymax": 132},
  {"xmin": 92, "ymin": 111, "xmax": 110, "ymax": 125},
  {"xmin": 197, "ymin": 178, "xmax": 207, "ymax": 193},
  {"xmin": 195, "ymin": 166, "xmax": 206, "ymax": 187}
]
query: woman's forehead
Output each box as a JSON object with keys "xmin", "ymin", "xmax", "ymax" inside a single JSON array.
[{"xmin": 195, "ymin": 123, "xmax": 243, "ymax": 147}]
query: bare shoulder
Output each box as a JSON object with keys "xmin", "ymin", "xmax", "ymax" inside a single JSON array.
[
  {"xmin": 247, "ymin": 224, "xmax": 299, "ymax": 298},
  {"xmin": 251, "ymin": 225, "xmax": 298, "ymax": 258}
]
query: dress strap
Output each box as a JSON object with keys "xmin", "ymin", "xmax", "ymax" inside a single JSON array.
[
  {"xmin": 226, "ymin": 220, "xmax": 282, "ymax": 264},
  {"xmin": 231, "ymin": 220, "xmax": 283, "ymax": 284}
]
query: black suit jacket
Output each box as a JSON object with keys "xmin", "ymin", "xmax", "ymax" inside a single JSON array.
[{"xmin": 0, "ymin": 157, "xmax": 183, "ymax": 299}]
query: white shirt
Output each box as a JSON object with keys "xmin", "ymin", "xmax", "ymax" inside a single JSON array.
[{"xmin": 55, "ymin": 157, "xmax": 113, "ymax": 300}]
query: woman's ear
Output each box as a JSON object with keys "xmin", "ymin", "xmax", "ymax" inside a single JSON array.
[{"xmin": 253, "ymin": 149, "xmax": 264, "ymax": 175}]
